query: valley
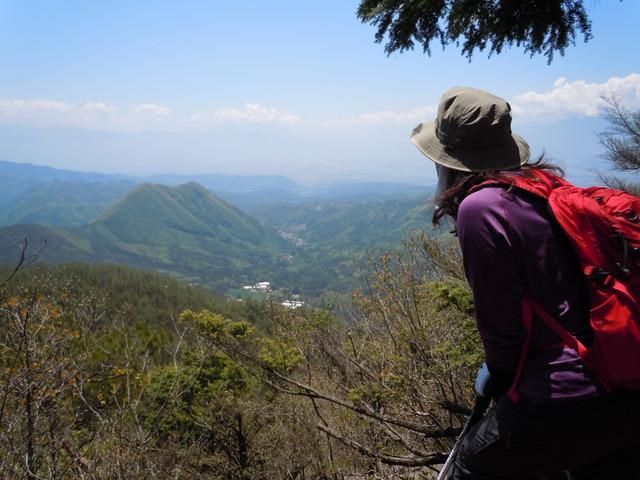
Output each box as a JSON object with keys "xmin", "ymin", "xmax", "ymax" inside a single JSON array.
[{"xmin": 0, "ymin": 160, "xmax": 437, "ymax": 300}]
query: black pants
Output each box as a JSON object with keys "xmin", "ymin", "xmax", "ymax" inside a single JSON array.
[{"xmin": 451, "ymin": 390, "xmax": 640, "ymax": 479}]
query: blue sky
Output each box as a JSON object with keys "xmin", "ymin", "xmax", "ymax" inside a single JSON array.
[{"xmin": 0, "ymin": 0, "xmax": 639, "ymax": 184}]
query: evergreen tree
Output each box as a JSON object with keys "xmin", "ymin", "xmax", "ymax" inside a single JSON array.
[{"xmin": 357, "ymin": 0, "xmax": 593, "ymax": 63}]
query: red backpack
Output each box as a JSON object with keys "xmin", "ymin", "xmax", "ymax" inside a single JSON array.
[{"xmin": 474, "ymin": 170, "xmax": 640, "ymax": 401}]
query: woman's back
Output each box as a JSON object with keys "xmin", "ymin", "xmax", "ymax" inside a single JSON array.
[{"xmin": 457, "ymin": 185, "xmax": 602, "ymax": 401}]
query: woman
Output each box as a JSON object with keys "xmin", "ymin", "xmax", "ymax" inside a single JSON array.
[{"xmin": 410, "ymin": 87, "xmax": 640, "ymax": 479}]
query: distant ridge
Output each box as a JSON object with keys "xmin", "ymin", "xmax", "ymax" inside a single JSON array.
[
  {"xmin": 0, "ymin": 159, "xmax": 304, "ymax": 205},
  {"xmin": 0, "ymin": 159, "xmax": 134, "ymax": 183},
  {"xmin": 0, "ymin": 180, "xmax": 134, "ymax": 227},
  {"xmin": 145, "ymin": 173, "xmax": 302, "ymax": 193},
  {"xmin": 0, "ymin": 160, "xmax": 434, "ymax": 210},
  {"xmin": 0, "ymin": 160, "xmax": 134, "ymax": 205}
]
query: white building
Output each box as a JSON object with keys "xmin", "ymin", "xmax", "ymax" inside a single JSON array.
[
  {"xmin": 242, "ymin": 281, "xmax": 272, "ymax": 293},
  {"xmin": 281, "ymin": 300, "xmax": 304, "ymax": 309}
]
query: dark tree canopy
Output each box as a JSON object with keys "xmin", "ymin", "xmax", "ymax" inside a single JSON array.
[{"xmin": 357, "ymin": 0, "xmax": 593, "ymax": 63}]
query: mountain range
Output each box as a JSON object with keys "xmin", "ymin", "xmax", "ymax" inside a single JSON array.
[
  {"xmin": 0, "ymin": 160, "xmax": 305, "ymax": 215},
  {"xmin": 0, "ymin": 160, "xmax": 433, "ymax": 212},
  {"xmin": 0, "ymin": 160, "xmax": 437, "ymax": 297}
]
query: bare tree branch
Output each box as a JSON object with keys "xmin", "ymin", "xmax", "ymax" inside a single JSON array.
[
  {"xmin": 317, "ymin": 422, "xmax": 447, "ymax": 467},
  {"xmin": 0, "ymin": 237, "xmax": 47, "ymax": 290},
  {"xmin": 217, "ymin": 339, "xmax": 462, "ymax": 438},
  {"xmin": 598, "ymin": 96, "xmax": 640, "ymax": 183}
]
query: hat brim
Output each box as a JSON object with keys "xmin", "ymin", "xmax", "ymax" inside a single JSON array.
[{"xmin": 411, "ymin": 121, "xmax": 530, "ymax": 172}]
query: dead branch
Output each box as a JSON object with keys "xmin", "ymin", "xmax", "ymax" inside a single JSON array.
[
  {"xmin": 316, "ymin": 422, "xmax": 447, "ymax": 467},
  {"xmin": 0, "ymin": 237, "xmax": 47, "ymax": 289},
  {"xmin": 217, "ymin": 339, "xmax": 462, "ymax": 438}
]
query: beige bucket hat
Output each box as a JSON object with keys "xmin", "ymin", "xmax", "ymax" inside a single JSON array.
[{"xmin": 411, "ymin": 87, "xmax": 530, "ymax": 172}]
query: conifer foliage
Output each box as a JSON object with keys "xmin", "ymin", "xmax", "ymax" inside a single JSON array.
[{"xmin": 357, "ymin": 0, "xmax": 593, "ymax": 63}]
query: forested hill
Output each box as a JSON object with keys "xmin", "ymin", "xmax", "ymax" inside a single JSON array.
[
  {"xmin": 0, "ymin": 182, "xmax": 293, "ymax": 292},
  {"xmin": 92, "ymin": 181, "xmax": 287, "ymax": 251}
]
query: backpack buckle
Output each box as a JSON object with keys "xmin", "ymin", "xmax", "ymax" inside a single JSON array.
[
  {"xmin": 623, "ymin": 210, "xmax": 639, "ymax": 223},
  {"xmin": 584, "ymin": 266, "xmax": 613, "ymax": 285},
  {"xmin": 612, "ymin": 232, "xmax": 633, "ymax": 277}
]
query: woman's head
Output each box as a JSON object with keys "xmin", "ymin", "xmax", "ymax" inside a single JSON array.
[
  {"xmin": 411, "ymin": 87, "xmax": 530, "ymax": 173},
  {"xmin": 409, "ymin": 87, "xmax": 561, "ymax": 225}
]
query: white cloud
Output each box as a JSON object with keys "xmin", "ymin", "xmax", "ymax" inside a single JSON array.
[
  {"xmin": 0, "ymin": 98, "xmax": 121, "ymax": 128},
  {"xmin": 6, "ymin": 74, "xmax": 639, "ymax": 133},
  {"xmin": 0, "ymin": 98, "xmax": 75, "ymax": 115},
  {"xmin": 82, "ymin": 102, "xmax": 119, "ymax": 114},
  {"xmin": 326, "ymin": 106, "xmax": 436, "ymax": 126},
  {"xmin": 323, "ymin": 73, "xmax": 640, "ymax": 126},
  {"xmin": 0, "ymin": 97, "xmax": 299, "ymax": 131},
  {"xmin": 512, "ymin": 73, "xmax": 640, "ymax": 118},
  {"xmin": 134, "ymin": 103, "xmax": 172, "ymax": 117},
  {"xmin": 0, "ymin": 98, "xmax": 172, "ymax": 130},
  {"xmin": 205, "ymin": 103, "xmax": 300, "ymax": 124}
]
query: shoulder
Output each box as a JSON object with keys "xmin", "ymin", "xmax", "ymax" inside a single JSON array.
[
  {"xmin": 456, "ymin": 187, "xmax": 513, "ymax": 252},
  {"xmin": 457, "ymin": 184, "xmax": 552, "ymax": 250},
  {"xmin": 457, "ymin": 187, "xmax": 508, "ymax": 226}
]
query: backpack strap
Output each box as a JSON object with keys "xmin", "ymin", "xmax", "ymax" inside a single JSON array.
[
  {"xmin": 508, "ymin": 297, "xmax": 611, "ymax": 402},
  {"xmin": 507, "ymin": 300, "xmax": 534, "ymax": 403},
  {"xmin": 525, "ymin": 297, "xmax": 588, "ymax": 358},
  {"xmin": 469, "ymin": 170, "xmax": 571, "ymax": 199}
]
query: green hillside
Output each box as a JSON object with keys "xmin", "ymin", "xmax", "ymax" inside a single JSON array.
[
  {"xmin": 249, "ymin": 194, "xmax": 438, "ymax": 254},
  {"xmin": 244, "ymin": 195, "xmax": 445, "ymax": 298},
  {"xmin": 94, "ymin": 182, "xmax": 285, "ymax": 248},
  {"xmin": 0, "ymin": 182, "xmax": 293, "ymax": 293},
  {"xmin": 1, "ymin": 262, "xmax": 258, "ymax": 331}
]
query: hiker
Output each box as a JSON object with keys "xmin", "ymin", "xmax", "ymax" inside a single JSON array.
[{"xmin": 411, "ymin": 87, "xmax": 640, "ymax": 479}]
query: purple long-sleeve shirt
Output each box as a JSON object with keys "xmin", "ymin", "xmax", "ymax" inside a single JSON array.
[{"xmin": 457, "ymin": 186, "xmax": 603, "ymax": 402}]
